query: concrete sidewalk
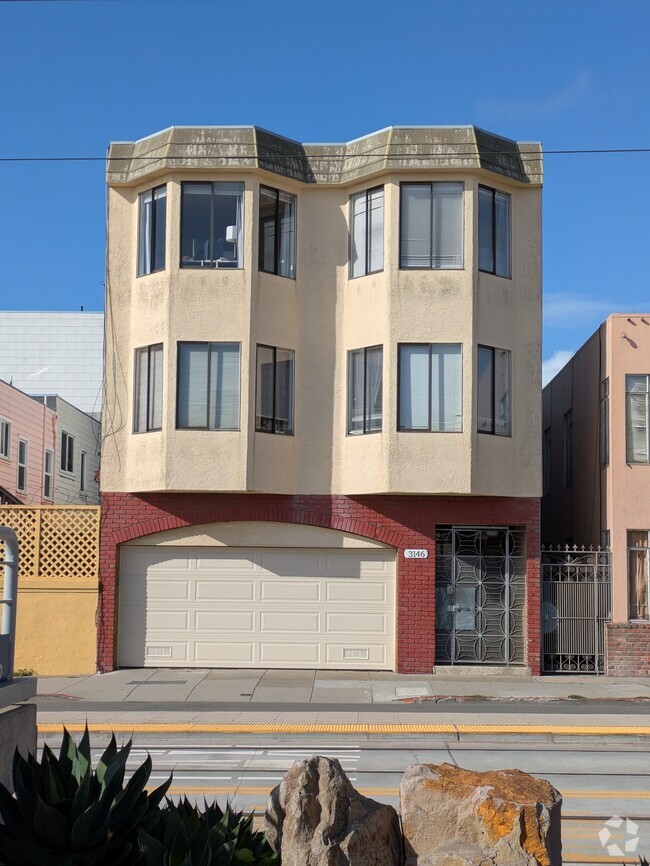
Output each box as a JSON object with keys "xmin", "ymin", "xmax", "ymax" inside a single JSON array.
[{"xmin": 34, "ymin": 668, "xmax": 650, "ymax": 705}]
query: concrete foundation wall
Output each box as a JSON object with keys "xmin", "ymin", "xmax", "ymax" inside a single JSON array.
[{"xmin": 0, "ymin": 703, "xmax": 36, "ymax": 792}]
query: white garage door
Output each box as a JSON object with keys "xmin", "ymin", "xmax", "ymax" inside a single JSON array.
[{"xmin": 118, "ymin": 546, "xmax": 396, "ymax": 669}]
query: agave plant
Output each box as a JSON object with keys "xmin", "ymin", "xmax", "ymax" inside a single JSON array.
[
  {"xmin": 137, "ymin": 798, "xmax": 278, "ymax": 866},
  {"xmin": 0, "ymin": 726, "xmax": 171, "ymax": 866}
]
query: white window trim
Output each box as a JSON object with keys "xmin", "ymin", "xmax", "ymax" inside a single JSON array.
[
  {"xmin": 60, "ymin": 431, "xmax": 75, "ymax": 477},
  {"xmin": 17, "ymin": 436, "xmax": 28, "ymax": 494},
  {"xmin": 0, "ymin": 416, "xmax": 10, "ymax": 460},
  {"xmin": 43, "ymin": 449, "xmax": 54, "ymax": 501}
]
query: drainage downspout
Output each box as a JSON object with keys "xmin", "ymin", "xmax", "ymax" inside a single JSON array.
[{"xmin": 0, "ymin": 526, "xmax": 19, "ymax": 682}]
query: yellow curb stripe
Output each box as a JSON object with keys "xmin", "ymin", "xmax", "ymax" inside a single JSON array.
[{"xmin": 37, "ymin": 722, "xmax": 650, "ymax": 736}]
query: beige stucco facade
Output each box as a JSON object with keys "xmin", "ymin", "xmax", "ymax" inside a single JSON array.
[
  {"xmin": 542, "ymin": 314, "xmax": 650, "ymax": 622},
  {"xmin": 103, "ymin": 126, "xmax": 542, "ymax": 498}
]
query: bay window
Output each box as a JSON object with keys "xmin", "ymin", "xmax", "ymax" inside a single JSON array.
[
  {"xmin": 400, "ymin": 182, "xmax": 463, "ymax": 269},
  {"xmin": 479, "ymin": 185, "xmax": 511, "ymax": 278},
  {"xmin": 259, "ymin": 186, "xmax": 296, "ymax": 278},
  {"xmin": 256, "ymin": 345, "xmax": 294, "ymax": 434},
  {"xmin": 348, "ymin": 346, "xmax": 382, "ymax": 434},
  {"xmin": 399, "ymin": 343, "xmax": 462, "ymax": 431},
  {"xmin": 477, "ymin": 346, "xmax": 511, "ymax": 436},
  {"xmin": 138, "ymin": 185, "xmax": 167, "ymax": 276},
  {"xmin": 180, "ymin": 182, "xmax": 244, "ymax": 268},
  {"xmin": 350, "ymin": 187, "xmax": 384, "ymax": 277},
  {"xmin": 177, "ymin": 342, "xmax": 241, "ymax": 430}
]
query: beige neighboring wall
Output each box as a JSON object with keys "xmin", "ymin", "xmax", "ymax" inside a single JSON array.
[{"xmin": 103, "ymin": 126, "xmax": 542, "ymax": 498}]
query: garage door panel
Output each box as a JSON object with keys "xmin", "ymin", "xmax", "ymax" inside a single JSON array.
[
  {"xmin": 260, "ymin": 551, "xmax": 322, "ymax": 577},
  {"xmin": 121, "ymin": 550, "xmax": 191, "ymax": 575},
  {"xmin": 195, "ymin": 610, "xmax": 255, "ymax": 632},
  {"xmin": 118, "ymin": 605, "xmax": 145, "ymax": 637},
  {"xmin": 324, "ymin": 552, "xmax": 393, "ymax": 577},
  {"xmin": 195, "ymin": 580, "xmax": 255, "ymax": 601},
  {"xmin": 326, "ymin": 581, "xmax": 387, "ymax": 603},
  {"xmin": 195, "ymin": 642, "xmax": 255, "ymax": 663},
  {"xmin": 260, "ymin": 642, "xmax": 320, "ymax": 664},
  {"xmin": 260, "ymin": 611, "xmax": 320, "ymax": 633},
  {"xmin": 260, "ymin": 580, "xmax": 320, "ymax": 602},
  {"xmin": 148, "ymin": 579, "xmax": 191, "ymax": 601},
  {"xmin": 326, "ymin": 612, "xmax": 387, "ymax": 634},
  {"xmin": 145, "ymin": 642, "xmax": 188, "ymax": 662},
  {"xmin": 148, "ymin": 610, "xmax": 190, "ymax": 631},
  {"xmin": 327, "ymin": 644, "xmax": 387, "ymax": 664}
]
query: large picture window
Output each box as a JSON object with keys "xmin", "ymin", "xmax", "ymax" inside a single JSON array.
[
  {"xmin": 259, "ymin": 186, "xmax": 296, "ymax": 278},
  {"xmin": 348, "ymin": 346, "xmax": 382, "ymax": 434},
  {"xmin": 181, "ymin": 182, "xmax": 244, "ymax": 268},
  {"xmin": 177, "ymin": 342, "xmax": 241, "ymax": 430},
  {"xmin": 478, "ymin": 185, "xmax": 511, "ymax": 278},
  {"xmin": 626, "ymin": 374, "xmax": 650, "ymax": 463},
  {"xmin": 138, "ymin": 185, "xmax": 167, "ymax": 276},
  {"xmin": 400, "ymin": 182, "xmax": 463, "ymax": 269},
  {"xmin": 134, "ymin": 344, "xmax": 163, "ymax": 433},
  {"xmin": 399, "ymin": 344, "xmax": 462, "ymax": 432},
  {"xmin": 256, "ymin": 345, "xmax": 295, "ymax": 434},
  {"xmin": 477, "ymin": 346, "xmax": 511, "ymax": 436},
  {"xmin": 628, "ymin": 530, "xmax": 649, "ymax": 620},
  {"xmin": 350, "ymin": 187, "xmax": 384, "ymax": 278}
]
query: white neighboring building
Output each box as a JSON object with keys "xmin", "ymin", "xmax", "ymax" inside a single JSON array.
[{"xmin": 0, "ymin": 312, "xmax": 104, "ymax": 418}]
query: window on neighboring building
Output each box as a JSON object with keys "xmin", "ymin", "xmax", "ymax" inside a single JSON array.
[
  {"xmin": 180, "ymin": 182, "xmax": 244, "ymax": 268},
  {"xmin": 176, "ymin": 342, "xmax": 241, "ymax": 430},
  {"xmin": 43, "ymin": 449, "xmax": 53, "ymax": 500},
  {"xmin": 399, "ymin": 343, "xmax": 462, "ymax": 432},
  {"xmin": 626, "ymin": 374, "xmax": 650, "ymax": 463},
  {"xmin": 477, "ymin": 346, "xmax": 511, "ymax": 436},
  {"xmin": 138, "ymin": 185, "xmax": 167, "ymax": 276},
  {"xmin": 563, "ymin": 409, "xmax": 573, "ymax": 488},
  {"xmin": 80, "ymin": 451, "xmax": 86, "ymax": 493},
  {"xmin": 628, "ymin": 530, "xmax": 649, "ymax": 620},
  {"xmin": 601, "ymin": 529, "xmax": 610, "ymax": 549},
  {"xmin": 258, "ymin": 186, "xmax": 296, "ymax": 278},
  {"xmin": 600, "ymin": 378, "xmax": 609, "ymax": 467},
  {"xmin": 256, "ymin": 345, "xmax": 295, "ymax": 434},
  {"xmin": 0, "ymin": 418, "xmax": 10, "ymax": 459},
  {"xmin": 350, "ymin": 187, "xmax": 384, "ymax": 278},
  {"xmin": 17, "ymin": 438, "xmax": 27, "ymax": 493},
  {"xmin": 348, "ymin": 346, "xmax": 383, "ymax": 434},
  {"xmin": 60, "ymin": 431, "xmax": 74, "ymax": 474},
  {"xmin": 542, "ymin": 427, "xmax": 551, "ymax": 496},
  {"xmin": 134, "ymin": 344, "xmax": 164, "ymax": 433},
  {"xmin": 478, "ymin": 185, "xmax": 511, "ymax": 278},
  {"xmin": 400, "ymin": 182, "xmax": 463, "ymax": 269}
]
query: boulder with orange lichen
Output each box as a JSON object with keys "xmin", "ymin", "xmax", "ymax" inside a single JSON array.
[{"xmin": 399, "ymin": 763, "xmax": 562, "ymax": 866}]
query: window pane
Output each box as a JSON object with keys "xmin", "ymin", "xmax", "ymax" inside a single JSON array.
[
  {"xmin": 401, "ymin": 185, "xmax": 431, "ymax": 268},
  {"xmin": 348, "ymin": 349, "xmax": 365, "ymax": 433},
  {"xmin": 431, "ymin": 344, "xmax": 462, "ymax": 432},
  {"xmin": 209, "ymin": 343, "xmax": 240, "ymax": 430},
  {"xmin": 627, "ymin": 392, "xmax": 648, "ymax": 462},
  {"xmin": 138, "ymin": 190, "xmax": 153, "ymax": 276},
  {"xmin": 153, "ymin": 186, "xmax": 166, "ymax": 272},
  {"xmin": 80, "ymin": 452, "xmax": 86, "ymax": 492},
  {"xmin": 256, "ymin": 345, "xmax": 275, "ymax": 431},
  {"xmin": 399, "ymin": 345, "xmax": 429, "ymax": 429},
  {"xmin": 368, "ymin": 188, "xmax": 384, "ymax": 273},
  {"xmin": 494, "ymin": 191, "xmax": 510, "ymax": 277},
  {"xmin": 477, "ymin": 347, "xmax": 494, "ymax": 432},
  {"xmin": 214, "ymin": 182, "xmax": 243, "ymax": 268},
  {"xmin": 275, "ymin": 348, "xmax": 294, "ymax": 434},
  {"xmin": 149, "ymin": 345, "xmax": 163, "ymax": 430},
  {"xmin": 350, "ymin": 193, "xmax": 367, "ymax": 278},
  {"xmin": 629, "ymin": 531, "xmax": 649, "ymax": 620},
  {"xmin": 431, "ymin": 183, "xmax": 463, "ymax": 269},
  {"xmin": 259, "ymin": 187, "xmax": 277, "ymax": 272},
  {"xmin": 278, "ymin": 192, "xmax": 296, "ymax": 278},
  {"xmin": 181, "ymin": 184, "xmax": 212, "ymax": 266},
  {"xmin": 177, "ymin": 343, "xmax": 208, "ymax": 428},
  {"xmin": 494, "ymin": 349, "xmax": 511, "ymax": 435},
  {"xmin": 134, "ymin": 348, "xmax": 148, "ymax": 432},
  {"xmin": 366, "ymin": 346, "xmax": 383, "ymax": 432},
  {"xmin": 478, "ymin": 187, "xmax": 494, "ymax": 273}
]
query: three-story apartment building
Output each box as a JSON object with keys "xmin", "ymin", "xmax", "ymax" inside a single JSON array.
[{"xmin": 100, "ymin": 125, "xmax": 542, "ymax": 674}]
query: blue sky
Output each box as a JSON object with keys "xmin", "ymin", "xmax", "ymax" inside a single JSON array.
[{"xmin": 1, "ymin": 0, "xmax": 649, "ymax": 382}]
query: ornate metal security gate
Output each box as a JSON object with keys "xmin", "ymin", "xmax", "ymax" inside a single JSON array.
[
  {"xmin": 435, "ymin": 526, "xmax": 526, "ymax": 665},
  {"xmin": 541, "ymin": 546, "xmax": 611, "ymax": 674}
]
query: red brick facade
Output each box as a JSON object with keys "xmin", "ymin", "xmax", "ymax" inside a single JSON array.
[
  {"xmin": 99, "ymin": 492, "xmax": 541, "ymax": 674},
  {"xmin": 606, "ymin": 622, "xmax": 650, "ymax": 676}
]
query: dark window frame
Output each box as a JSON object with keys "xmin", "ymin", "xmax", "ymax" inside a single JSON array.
[
  {"xmin": 137, "ymin": 184, "xmax": 167, "ymax": 277},
  {"xmin": 80, "ymin": 451, "xmax": 86, "ymax": 493},
  {"xmin": 397, "ymin": 342, "xmax": 463, "ymax": 433},
  {"xmin": 43, "ymin": 448, "xmax": 53, "ymax": 500},
  {"xmin": 258, "ymin": 185, "xmax": 297, "ymax": 279},
  {"xmin": 60, "ymin": 431, "xmax": 74, "ymax": 474},
  {"xmin": 347, "ymin": 345, "xmax": 383, "ymax": 435},
  {"xmin": 179, "ymin": 181, "xmax": 244, "ymax": 269},
  {"xmin": 175, "ymin": 341, "xmax": 241, "ymax": 431},
  {"xmin": 0, "ymin": 417, "xmax": 10, "ymax": 459},
  {"xmin": 478, "ymin": 184, "xmax": 512, "ymax": 279},
  {"xmin": 349, "ymin": 186, "xmax": 384, "ymax": 279},
  {"xmin": 600, "ymin": 378, "xmax": 609, "ymax": 468},
  {"xmin": 133, "ymin": 343, "xmax": 164, "ymax": 434},
  {"xmin": 399, "ymin": 181, "xmax": 464, "ymax": 271},
  {"xmin": 477, "ymin": 344, "xmax": 512, "ymax": 437},
  {"xmin": 17, "ymin": 437, "xmax": 28, "ymax": 493},
  {"xmin": 255, "ymin": 343, "xmax": 295, "ymax": 435}
]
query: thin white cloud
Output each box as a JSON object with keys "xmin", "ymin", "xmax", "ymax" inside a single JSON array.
[
  {"xmin": 542, "ymin": 350, "xmax": 574, "ymax": 386},
  {"xmin": 543, "ymin": 292, "xmax": 619, "ymax": 329},
  {"xmin": 479, "ymin": 70, "xmax": 592, "ymax": 121},
  {"xmin": 27, "ymin": 366, "xmax": 50, "ymax": 378}
]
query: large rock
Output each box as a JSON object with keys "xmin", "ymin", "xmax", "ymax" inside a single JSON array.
[
  {"xmin": 400, "ymin": 763, "xmax": 562, "ymax": 866},
  {"xmin": 265, "ymin": 755, "xmax": 403, "ymax": 865}
]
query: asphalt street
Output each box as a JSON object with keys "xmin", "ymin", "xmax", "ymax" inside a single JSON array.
[{"xmin": 37, "ymin": 731, "xmax": 650, "ymax": 866}]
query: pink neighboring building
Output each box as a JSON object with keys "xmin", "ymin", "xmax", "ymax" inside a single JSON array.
[
  {"xmin": 0, "ymin": 380, "xmax": 56, "ymax": 505},
  {"xmin": 542, "ymin": 314, "xmax": 650, "ymax": 675}
]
